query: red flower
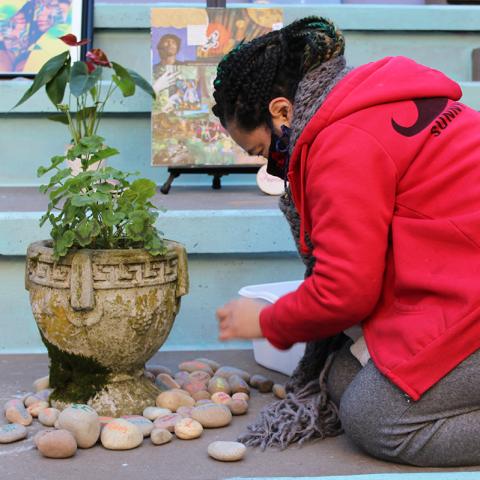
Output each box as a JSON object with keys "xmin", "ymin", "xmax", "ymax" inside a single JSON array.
[
  {"xmin": 86, "ymin": 60, "xmax": 96, "ymax": 73},
  {"xmin": 86, "ymin": 49, "xmax": 111, "ymax": 67},
  {"xmin": 59, "ymin": 34, "xmax": 89, "ymax": 47}
]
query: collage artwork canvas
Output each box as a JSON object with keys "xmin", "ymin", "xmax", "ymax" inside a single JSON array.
[
  {"xmin": 0, "ymin": 0, "xmax": 87, "ymax": 76},
  {"xmin": 151, "ymin": 8, "xmax": 283, "ymax": 167}
]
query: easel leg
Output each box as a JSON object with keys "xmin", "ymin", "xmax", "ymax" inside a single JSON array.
[{"xmin": 160, "ymin": 171, "xmax": 180, "ymax": 194}]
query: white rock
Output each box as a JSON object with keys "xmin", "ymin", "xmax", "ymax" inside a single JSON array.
[
  {"xmin": 38, "ymin": 408, "xmax": 60, "ymax": 427},
  {"xmin": 36, "ymin": 429, "xmax": 77, "ymax": 459},
  {"xmin": 100, "ymin": 419, "xmax": 143, "ymax": 450},
  {"xmin": 0, "ymin": 423, "xmax": 27, "ymax": 443},
  {"xmin": 33, "ymin": 375, "xmax": 49, "ymax": 392},
  {"xmin": 143, "ymin": 406, "xmax": 172, "ymax": 421},
  {"xmin": 150, "ymin": 428, "xmax": 173, "ymax": 445},
  {"xmin": 58, "ymin": 404, "xmax": 100, "ymax": 448},
  {"xmin": 207, "ymin": 441, "xmax": 246, "ymax": 462}
]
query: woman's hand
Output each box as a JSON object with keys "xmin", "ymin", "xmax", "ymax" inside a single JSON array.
[{"xmin": 216, "ymin": 298, "xmax": 265, "ymax": 341}]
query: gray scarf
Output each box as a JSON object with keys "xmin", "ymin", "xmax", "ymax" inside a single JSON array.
[{"xmin": 239, "ymin": 56, "xmax": 352, "ymax": 449}]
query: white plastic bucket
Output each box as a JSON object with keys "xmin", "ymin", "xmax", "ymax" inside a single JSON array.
[{"xmin": 238, "ymin": 280, "xmax": 306, "ymax": 376}]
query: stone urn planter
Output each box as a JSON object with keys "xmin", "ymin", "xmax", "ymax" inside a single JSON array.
[{"xmin": 25, "ymin": 239, "xmax": 188, "ymax": 417}]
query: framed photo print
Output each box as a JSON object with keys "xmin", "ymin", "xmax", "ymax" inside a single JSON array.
[{"xmin": 0, "ymin": 0, "xmax": 93, "ymax": 78}]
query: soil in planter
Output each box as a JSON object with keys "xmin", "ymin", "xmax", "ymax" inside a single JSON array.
[{"xmin": 40, "ymin": 331, "xmax": 111, "ymax": 404}]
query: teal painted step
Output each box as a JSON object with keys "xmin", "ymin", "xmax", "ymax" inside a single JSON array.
[{"xmin": 0, "ymin": 253, "xmax": 304, "ymax": 353}]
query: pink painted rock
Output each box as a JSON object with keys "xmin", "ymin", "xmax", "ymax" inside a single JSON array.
[
  {"xmin": 153, "ymin": 413, "xmax": 183, "ymax": 432},
  {"xmin": 188, "ymin": 371, "xmax": 211, "ymax": 384},
  {"xmin": 178, "ymin": 361, "xmax": 213, "ymax": 375},
  {"xmin": 250, "ymin": 374, "xmax": 273, "ymax": 393},
  {"xmin": 191, "ymin": 404, "xmax": 232, "ymax": 428},
  {"xmin": 195, "ymin": 358, "xmax": 220, "ymax": 372},
  {"xmin": 150, "ymin": 428, "xmax": 172, "ymax": 445},
  {"xmin": 36, "ymin": 429, "xmax": 77, "ymax": 459},
  {"xmin": 215, "ymin": 366, "xmax": 250, "ymax": 383},
  {"xmin": 232, "ymin": 392, "xmax": 249, "ymax": 402},
  {"xmin": 211, "ymin": 392, "xmax": 232, "ymax": 405},
  {"xmin": 27, "ymin": 401, "xmax": 49, "ymax": 418},
  {"xmin": 98, "ymin": 416, "xmax": 114, "ymax": 431},
  {"xmin": 208, "ymin": 377, "xmax": 231, "ymax": 395},
  {"xmin": 226, "ymin": 399, "xmax": 249, "ymax": 416},
  {"xmin": 174, "ymin": 418, "xmax": 203, "ymax": 440},
  {"xmin": 156, "ymin": 391, "xmax": 195, "ymax": 412},
  {"xmin": 182, "ymin": 379, "xmax": 208, "ymax": 396},
  {"xmin": 100, "ymin": 419, "xmax": 143, "ymax": 450},
  {"xmin": 4, "ymin": 400, "xmax": 33, "ymax": 426},
  {"xmin": 228, "ymin": 375, "xmax": 250, "ymax": 395},
  {"xmin": 177, "ymin": 406, "xmax": 195, "ymax": 418},
  {"xmin": 38, "ymin": 408, "xmax": 60, "ymax": 427}
]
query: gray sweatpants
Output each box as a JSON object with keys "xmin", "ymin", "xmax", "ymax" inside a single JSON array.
[{"xmin": 327, "ymin": 343, "xmax": 480, "ymax": 467}]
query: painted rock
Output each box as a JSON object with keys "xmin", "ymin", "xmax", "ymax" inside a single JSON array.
[
  {"xmin": 189, "ymin": 371, "xmax": 211, "ymax": 384},
  {"xmin": 177, "ymin": 406, "xmax": 195, "ymax": 418},
  {"xmin": 249, "ymin": 374, "xmax": 274, "ymax": 393},
  {"xmin": 195, "ymin": 399, "xmax": 214, "ymax": 406},
  {"xmin": 101, "ymin": 419, "xmax": 143, "ymax": 450},
  {"xmin": 143, "ymin": 370, "xmax": 156, "ymax": 382},
  {"xmin": 153, "ymin": 413, "xmax": 183, "ymax": 432},
  {"xmin": 27, "ymin": 401, "xmax": 49, "ymax": 418},
  {"xmin": 146, "ymin": 365, "xmax": 173, "ymax": 377},
  {"xmin": 156, "ymin": 391, "xmax": 195, "ymax": 412},
  {"xmin": 5, "ymin": 400, "xmax": 33, "ymax": 426},
  {"xmin": 192, "ymin": 390, "xmax": 211, "ymax": 401},
  {"xmin": 122, "ymin": 415, "xmax": 154, "ymax": 437},
  {"xmin": 228, "ymin": 375, "xmax": 250, "ymax": 395},
  {"xmin": 215, "ymin": 366, "xmax": 250, "ymax": 383},
  {"xmin": 232, "ymin": 392, "xmax": 249, "ymax": 402},
  {"xmin": 0, "ymin": 423, "xmax": 27, "ymax": 443},
  {"xmin": 182, "ymin": 379, "xmax": 208, "ymax": 396},
  {"xmin": 174, "ymin": 371, "xmax": 190, "ymax": 386},
  {"xmin": 151, "ymin": 428, "xmax": 173, "ymax": 445},
  {"xmin": 33, "ymin": 375, "xmax": 49, "ymax": 392},
  {"xmin": 174, "ymin": 418, "xmax": 203, "ymax": 440},
  {"xmin": 38, "ymin": 408, "xmax": 60, "ymax": 427},
  {"xmin": 208, "ymin": 441, "xmax": 246, "ymax": 462},
  {"xmin": 208, "ymin": 377, "xmax": 231, "ymax": 395},
  {"xmin": 156, "ymin": 373, "xmax": 181, "ymax": 390},
  {"xmin": 195, "ymin": 358, "xmax": 220, "ymax": 372},
  {"xmin": 155, "ymin": 377, "xmax": 173, "ymax": 392},
  {"xmin": 143, "ymin": 406, "xmax": 172, "ymax": 421},
  {"xmin": 191, "ymin": 404, "xmax": 232, "ymax": 428},
  {"xmin": 24, "ymin": 395, "xmax": 41, "ymax": 408},
  {"xmin": 211, "ymin": 392, "xmax": 232, "ymax": 405},
  {"xmin": 226, "ymin": 399, "xmax": 248, "ymax": 416},
  {"xmin": 58, "ymin": 404, "xmax": 100, "ymax": 449},
  {"xmin": 178, "ymin": 361, "xmax": 213, "ymax": 375},
  {"xmin": 36, "ymin": 389, "xmax": 53, "ymax": 402},
  {"xmin": 36, "ymin": 429, "xmax": 77, "ymax": 459},
  {"xmin": 273, "ymin": 384, "xmax": 287, "ymax": 399},
  {"xmin": 98, "ymin": 416, "xmax": 114, "ymax": 431}
]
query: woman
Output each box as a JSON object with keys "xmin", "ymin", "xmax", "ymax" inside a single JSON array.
[{"xmin": 214, "ymin": 17, "xmax": 480, "ymax": 467}]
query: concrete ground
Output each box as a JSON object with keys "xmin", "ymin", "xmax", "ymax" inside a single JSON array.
[{"xmin": 1, "ymin": 350, "xmax": 480, "ymax": 480}]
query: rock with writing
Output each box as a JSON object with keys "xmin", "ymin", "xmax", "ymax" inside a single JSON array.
[
  {"xmin": 36, "ymin": 429, "xmax": 77, "ymax": 459},
  {"xmin": 195, "ymin": 358, "xmax": 220, "ymax": 372},
  {"xmin": 182, "ymin": 379, "xmax": 208, "ymax": 396},
  {"xmin": 208, "ymin": 377, "xmax": 231, "ymax": 395},
  {"xmin": 228, "ymin": 375, "xmax": 250, "ymax": 395},
  {"xmin": 143, "ymin": 406, "xmax": 172, "ymax": 421},
  {"xmin": 98, "ymin": 416, "xmax": 114, "ymax": 431},
  {"xmin": 122, "ymin": 415, "xmax": 154, "ymax": 437},
  {"xmin": 174, "ymin": 418, "xmax": 203, "ymax": 440},
  {"xmin": 101, "ymin": 418, "xmax": 143, "ymax": 450},
  {"xmin": 215, "ymin": 366, "xmax": 250, "ymax": 383},
  {"xmin": 58, "ymin": 404, "xmax": 100, "ymax": 448},
  {"xmin": 178, "ymin": 361, "xmax": 213, "ymax": 375},
  {"xmin": 232, "ymin": 392, "xmax": 249, "ymax": 402},
  {"xmin": 249, "ymin": 374, "xmax": 274, "ymax": 393},
  {"xmin": 188, "ymin": 370, "xmax": 211, "ymax": 384},
  {"xmin": 151, "ymin": 428, "xmax": 173, "ymax": 445},
  {"xmin": 153, "ymin": 413, "xmax": 183, "ymax": 432},
  {"xmin": 208, "ymin": 441, "xmax": 246, "ymax": 462},
  {"xmin": 4, "ymin": 399, "xmax": 32, "ymax": 426},
  {"xmin": 211, "ymin": 392, "xmax": 232, "ymax": 405},
  {"xmin": 0, "ymin": 423, "xmax": 27, "ymax": 443},
  {"xmin": 32, "ymin": 375, "xmax": 49, "ymax": 392},
  {"xmin": 38, "ymin": 408, "xmax": 60, "ymax": 427},
  {"xmin": 191, "ymin": 404, "xmax": 232, "ymax": 428},
  {"xmin": 156, "ymin": 391, "xmax": 195, "ymax": 412}
]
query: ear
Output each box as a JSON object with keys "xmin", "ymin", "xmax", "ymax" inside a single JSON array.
[{"xmin": 268, "ymin": 97, "xmax": 293, "ymax": 125}]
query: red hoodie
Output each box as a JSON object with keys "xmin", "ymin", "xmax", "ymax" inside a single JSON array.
[{"xmin": 259, "ymin": 57, "xmax": 480, "ymax": 401}]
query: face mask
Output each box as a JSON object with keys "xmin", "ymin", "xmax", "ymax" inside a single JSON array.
[{"xmin": 266, "ymin": 124, "xmax": 292, "ymax": 180}]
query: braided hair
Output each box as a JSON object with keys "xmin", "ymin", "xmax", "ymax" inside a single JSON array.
[{"xmin": 212, "ymin": 16, "xmax": 345, "ymax": 131}]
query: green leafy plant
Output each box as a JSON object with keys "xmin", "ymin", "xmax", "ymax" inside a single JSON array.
[{"xmin": 14, "ymin": 35, "xmax": 165, "ymax": 260}]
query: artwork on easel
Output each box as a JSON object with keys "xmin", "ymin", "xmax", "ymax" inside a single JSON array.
[{"xmin": 150, "ymin": 7, "xmax": 283, "ymax": 168}]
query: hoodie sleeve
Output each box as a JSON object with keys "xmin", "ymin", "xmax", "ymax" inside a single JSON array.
[{"xmin": 259, "ymin": 123, "xmax": 398, "ymax": 350}]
